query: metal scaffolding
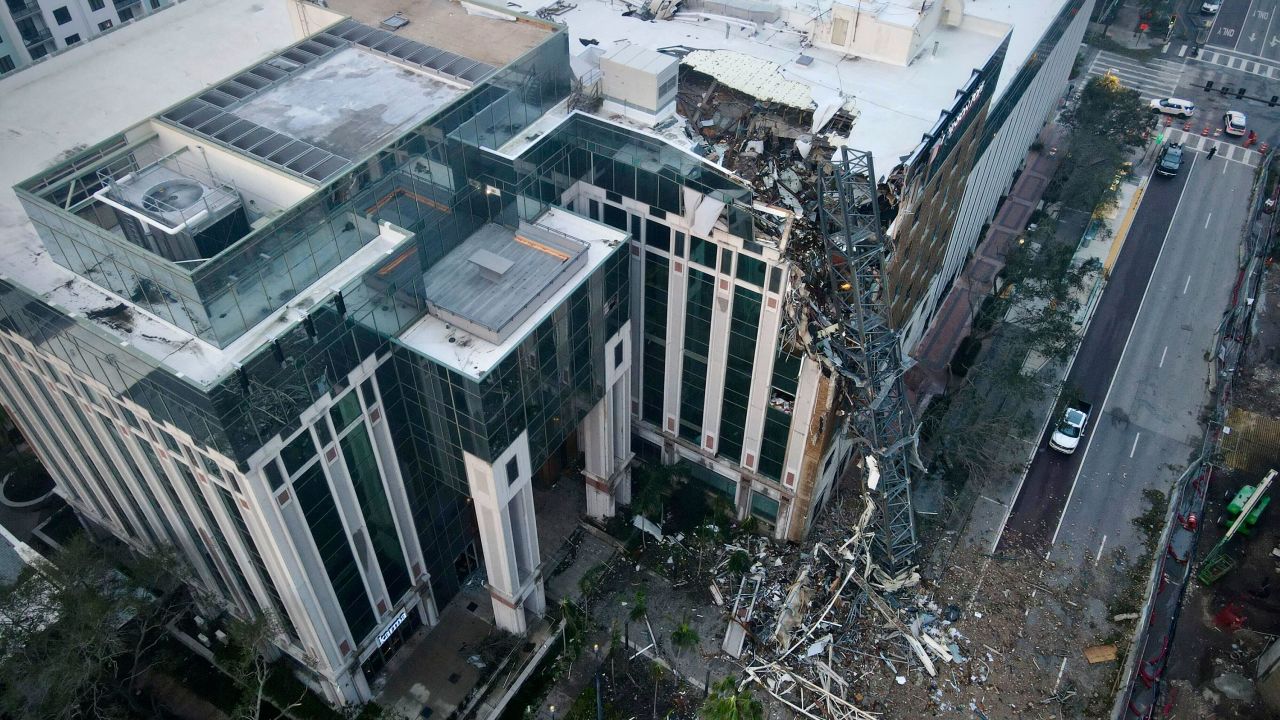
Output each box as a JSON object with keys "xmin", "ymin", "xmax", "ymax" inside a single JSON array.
[{"xmin": 816, "ymin": 146, "xmax": 919, "ymax": 571}]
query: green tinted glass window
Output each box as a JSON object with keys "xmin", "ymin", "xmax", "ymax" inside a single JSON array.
[
  {"xmin": 342, "ymin": 426, "xmax": 410, "ymax": 601},
  {"xmin": 750, "ymin": 491, "xmax": 779, "ymax": 522},
  {"xmin": 330, "ymin": 391, "xmax": 362, "ymax": 431},
  {"xmin": 280, "ymin": 431, "xmax": 316, "ymax": 476},
  {"xmin": 689, "ymin": 237, "xmax": 716, "ymax": 267},
  {"xmin": 736, "ymin": 255, "xmax": 766, "ymax": 287},
  {"xmin": 263, "ymin": 459, "xmax": 285, "ymax": 489}
]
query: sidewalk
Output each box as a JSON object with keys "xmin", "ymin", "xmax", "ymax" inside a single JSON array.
[
  {"xmin": 950, "ymin": 170, "xmax": 1146, "ymax": 556},
  {"xmin": 907, "ymin": 123, "xmax": 1066, "ymax": 404}
]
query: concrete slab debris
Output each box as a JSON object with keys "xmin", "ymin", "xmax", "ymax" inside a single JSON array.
[{"xmin": 1082, "ymin": 644, "xmax": 1118, "ymax": 664}]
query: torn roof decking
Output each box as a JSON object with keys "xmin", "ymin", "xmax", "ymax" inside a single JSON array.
[{"xmin": 552, "ymin": 0, "xmax": 1071, "ymax": 172}]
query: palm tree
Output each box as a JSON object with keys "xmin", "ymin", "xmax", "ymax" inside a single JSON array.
[
  {"xmin": 700, "ymin": 677, "xmax": 763, "ymax": 720},
  {"xmin": 629, "ymin": 590, "xmax": 648, "ymax": 622},
  {"xmin": 671, "ymin": 617, "xmax": 699, "ymax": 655}
]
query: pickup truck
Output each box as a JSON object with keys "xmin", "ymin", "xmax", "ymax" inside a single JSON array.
[{"xmin": 1049, "ymin": 401, "xmax": 1092, "ymax": 454}]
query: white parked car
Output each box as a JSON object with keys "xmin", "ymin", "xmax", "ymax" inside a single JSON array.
[
  {"xmin": 1150, "ymin": 97, "xmax": 1196, "ymax": 117},
  {"xmin": 1224, "ymin": 110, "xmax": 1247, "ymax": 136},
  {"xmin": 1201, "ymin": 2, "xmax": 1221, "ymax": 14}
]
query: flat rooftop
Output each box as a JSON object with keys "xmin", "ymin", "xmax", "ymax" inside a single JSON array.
[
  {"xmin": 0, "ymin": 0, "xmax": 321, "ymax": 387},
  {"xmin": 326, "ymin": 0, "xmax": 555, "ymax": 68},
  {"xmin": 422, "ymin": 222, "xmax": 588, "ymax": 344},
  {"xmin": 544, "ymin": 0, "xmax": 1069, "ymax": 169},
  {"xmin": 401, "ymin": 207, "xmax": 627, "ymax": 380},
  {"xmin": 233, "ymin": 46, "xmax": 466, "ymax": 159},
  {"xmin": 160, "ymin": 19, "xmax": 489, "ymax": 184}
]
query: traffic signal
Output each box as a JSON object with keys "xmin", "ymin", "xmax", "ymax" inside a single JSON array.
[
  {"xmin": 1238, "ymin": 87, "xmax": 1247, "ymax": 99},
  {"xmin": 1270, "ymin": 95, "xmax": 1278, "ymax": 107},
  {"xmin": 1205, "ymin": 80, "xmax": 1214, "ymax": 92}
]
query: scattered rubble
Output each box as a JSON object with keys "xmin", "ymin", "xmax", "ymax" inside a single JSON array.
[
  {"xmin": 85, "ymin": 303, "xmax": 134, "ymax": 333},
  {"xmin": 617, "ymin": 492, "xmax": 1097, "ymax": 717}
]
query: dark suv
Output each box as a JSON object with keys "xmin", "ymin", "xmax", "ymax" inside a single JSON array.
[{"xmin": 1156, "ymin": 143, "xmax": 1184, "ymax": 176}]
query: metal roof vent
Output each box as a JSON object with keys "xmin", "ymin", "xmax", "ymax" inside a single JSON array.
[
  {"xmin": 381, "ymin": 12, "xmax": 409, "ymax": 31},
  {"xmin": 469, "ymin": 248, "xmax": 514, "ymax": 283}
]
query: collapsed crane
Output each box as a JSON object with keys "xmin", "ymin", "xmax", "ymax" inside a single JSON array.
[{"xmin": 814, "ymin": 147, "xmax": 920, "ymax": 571}]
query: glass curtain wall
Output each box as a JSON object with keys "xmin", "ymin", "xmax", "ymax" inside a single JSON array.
[
  {"xmin": 678, "ymin": 268, "xmax": 714, "ymax": 443},
  {"xmin": 640, "ymin": 254, "xmax": 668, "ymax": 426},
  {"xmin": 758, "ymin": 351, "xmax": 801, "ymax": 480},
  {"xmin": 718, "ymin": 287, "xmax": 761, "ymax": 462}
]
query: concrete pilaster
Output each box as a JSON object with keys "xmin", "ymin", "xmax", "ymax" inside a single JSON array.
[{"xmin": 584, "ymin": 324, "xmax": 633, "ymax": 519}]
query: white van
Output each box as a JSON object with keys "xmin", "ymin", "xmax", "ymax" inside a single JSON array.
[{"xmin": 1150, "ymin": 98, "xmax": 1196, "ymax": 117}]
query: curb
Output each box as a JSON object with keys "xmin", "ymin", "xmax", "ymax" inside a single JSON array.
[
  {"xmin": 1104, "ymin": 174, "xmax": 1150, "ymax": 277},
  {"xmin": 984, "ymin": 171, "xmax": 1153, "ymax": 554}
]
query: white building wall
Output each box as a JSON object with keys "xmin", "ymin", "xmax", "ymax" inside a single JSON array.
[
  {"xmin": 0, "ymin": 325, "xmax": 396, "ymax": 705},
  {"xmin": 573, "ymin": 176, "xmax": 816, "ymax": 537},
  {"xmin": 242, "ymin": 360, "xmax": 436, "ymax": 704},
  {"xmin": 739, "ymin": 284, "xmax": 783, "ymax": 474},
  {"xmin": 900, "ymin": 0, "xmax": 1094, "ymax": 353},
  {"xmin": 0, "ymin": 11, "xmax": 32, "ymax": 71},
  {"xmin": 0, "ymin": 0, "xmax": 170, "ymax": 73}
]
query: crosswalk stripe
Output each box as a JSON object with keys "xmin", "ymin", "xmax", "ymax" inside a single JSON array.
[
  {"xmin": 1087, "ymin": 64, "xmax": 1177, "ymax": 85},
  {"xmin": 1094, "ymin": 53, "xmax": 1181, "ymax": 78},
  {"xmin": 1190, "ymin": 47, "xmax": 1280, "ymax": 79},
  {"xmin": 1087, "ymin": 50, "xmax": 1185, "ymax": 101},
  {"xmin": 1101, "ymin": 64, "xmax": 1179, "ymax": 85},
  {"xmin": 1162, "ymin": 128, "xmax": 1261, "ymax": 167}
]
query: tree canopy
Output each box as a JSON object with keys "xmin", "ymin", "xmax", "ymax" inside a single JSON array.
[
  {"xmin": 700, "ymin": 678, "xmax": 763, "ymax": 720},
  {"xmin": 0, "ymin": 538, "xmax": 179, "ymax": 720}
]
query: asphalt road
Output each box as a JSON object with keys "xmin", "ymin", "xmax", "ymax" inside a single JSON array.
[
  {"xmin": 1049, "ymin": 153, "xmax": 1251, "ymax": 568},
  {"xmin": 996, "ymin": 162, "xmax": 1190, "ymax": 552},
  {"xmin": 1207, "ymin": 0, "xmax": 1280, "ymax": 59}
]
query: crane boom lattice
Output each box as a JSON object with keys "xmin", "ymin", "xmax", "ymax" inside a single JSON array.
[{"xmin": 816, "ymin": 147, "xmax": 918, "ymax": 570}]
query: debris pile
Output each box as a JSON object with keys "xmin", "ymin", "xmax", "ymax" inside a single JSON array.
[
  {"xmin": 710, "ymin": 506, "xmax": 934, "ymax": 717},
  {"xmin": 673, "ymin": 67, "xmax": 908, "ymax": 399}
]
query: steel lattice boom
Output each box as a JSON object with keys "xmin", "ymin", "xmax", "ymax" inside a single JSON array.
[{"xmin": 816, "ymin": 147, "xmax": 918, "ymax": 570}]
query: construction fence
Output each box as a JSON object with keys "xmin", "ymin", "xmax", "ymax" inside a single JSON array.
[{"xmin": 1113, "ymin": 153, "xmax": 1279, "ymax": 719}]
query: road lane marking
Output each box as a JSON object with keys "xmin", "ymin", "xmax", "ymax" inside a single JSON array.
[
  {"xmin": 1160, "ymin": 346, "xmax": 1168, "ymax": 367},
  {"xmin": 1130, "ymin": 432, "xmax": 1142, "ymax": 458},
  {"xmin": 1049, "ymin": 154, "xmax": 1198, "ymax": 548},
  {"xmin": 1095, "ymin": 534, "xmax": 1108, "ymax": 564},
  {"xmin": 991, "ymin": 174, "xmax": 1157, "ymax": 555},
  {"xmin": 1205, "ymin": 212, "xmax": 1213, "ymax": 228},
  {"xmin": 1183, "ymin": 275, "xmax": 1192, "ymax": 294}
]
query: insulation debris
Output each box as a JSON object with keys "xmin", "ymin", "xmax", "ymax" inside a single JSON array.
[{"xmin": 682, "ymin": 50, "xmax": 814, "ymax": 110}]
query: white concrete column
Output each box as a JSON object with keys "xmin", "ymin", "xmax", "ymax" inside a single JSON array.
[
  {"xmin": 463, "ymin": 432, "xmax": 543, "ymax": 634},
  {"xmin": 584, "ymin": 323, "xmax": 633, "ymax": 519},
  {"xmin": 663, "ymin": 258, "xmax": 687, "ymax": 435}
]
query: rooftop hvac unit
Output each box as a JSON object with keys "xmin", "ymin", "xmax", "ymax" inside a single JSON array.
[{"xmin": 95, "ymin": 164, "xmax": 249, "ymax": 264}]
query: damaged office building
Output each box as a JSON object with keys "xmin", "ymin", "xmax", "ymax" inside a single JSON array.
[
  {"xmin": 559, "ymin": 0, "xmax": 1094, "ymax": 541},
  {"xmin": 0, "ymin": 0, "xmax": 1089, "ymax": 707}
]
